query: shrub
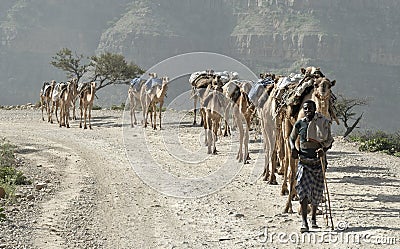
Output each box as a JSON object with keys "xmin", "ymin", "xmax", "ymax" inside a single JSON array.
[
  {"xmin": 0, "ymin": 139, "xmax": 30, "ymax": 199},
  {"xmin": 92, "ymin": 105, "xmax": 102, "ymax": 110},
  {"xmin": 111, "ymin": 103, "xmax": 125, "ymax": 110},
  {"xmin": 350, "ymin": 130, "xmax": 400, "ymax": 157}
]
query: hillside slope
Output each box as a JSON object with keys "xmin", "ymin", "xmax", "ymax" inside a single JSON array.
[{"xmin": 0, "ymin": 0, "xmax": 399, "ymax": 131}]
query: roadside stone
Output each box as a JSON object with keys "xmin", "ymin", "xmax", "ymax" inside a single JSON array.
[
  {"xmin": 35, "ymin": 183, "xmax": 47, "ymax": 190},
  {"xmin": 26, "ymin": 194, "xmax": 35, "ymax": 201},
  {"xmin": 0, "ymin": 187, "xmax": 5, "ymax": 199}
]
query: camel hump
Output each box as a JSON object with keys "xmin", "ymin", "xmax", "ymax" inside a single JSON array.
[
  {"xmin": 145, "ymin": 78, "xmax": 162, "ymax": 92},
  {"xmin": 130, "ymin": 77, "xmax": 144, "ymax": 92},
  {"xmin": 189, "ymin": 71, "xmax": 208, "ymax": 86},
  {"xmin": 41, "ymin": 81, "xmax": 51, "ymax": 95}
]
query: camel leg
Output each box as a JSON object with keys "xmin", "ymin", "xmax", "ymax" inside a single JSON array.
[
  {"xmin": 133, "ymin": 106, "xmax": 137, "ymax": 125},
  {"xmin": 223, "ymin": 103, "xmax": 231, "ymax": 137},
  {"xmin": 243, "ymin": 114, "xmax": 250, "ymax": 164},
  {"xmin": 203, "ymin": 108, "xmax": 208, "ymax": 146},
  {"xmin": 262, "ymin": 112, "xmax": 277, "ymax": 182},
  {"xmin": 284, "ymin": 158, "xmax": 297, "ymax": 213},
  {"xmin": 47, "ymin": 101, "xmax": 52, "ymax": 123},
  {"xmin": 65, "ymin": 104, "xmax": 70, "ymax": 128},
  {"xmin": 130, "ymin": 107, "xmax": 134, "ymax": 128},
  {"xmin": 79, "ymin": 101, "xmax": 83, "ymax": 128},
  {"xmin": 281, "ymin": 119, "xmax": 292, "ymax": 195},
  {"xmin": 41, "ymin": 99, "xmax": 45, "ymax": 121},
  {"xmin": 88, "ymin": 105, "xmax": 92, "ymax": 129},
  {"xmin": 206, "ymin": 111, "xmax": 212, "ymax": 154},
  {"xmin": 83, "ymin": 106, "xmax": 87, "ymax": 129},
  {"xmin": 212, "ymin": 117, "xmax": 220, "ymax": 154},
  {"xmin": 159, "ymin": 102, "xmax": 163, "ymax": 130},
  {"xmin": 72, "ymin": 99, "xmax": 77, "ymax": 120},
  {"xmin": 50, "ymin": 103, "xmax": 54, "ymax": 124},
  {"xmin": 153, "ymin": 104, "xmax": 157, "ymax": 130},
  {"xmin": 55, "ymin": 105, "xmax": 59, "ymax": 124},
  {"xmin": 193, "ymin": 96, "xmax": 197, "ymax": 126},
  {"xmin": 268, "ymin": 147, "xmax": 278, "ymax": 184},
  {"xmin": 144, "ymin": 104, "xmax": 150, "ymax": 128},
  {"xmin": 59, "ymin": 105, "xmax": 63, "ymax": 127}
]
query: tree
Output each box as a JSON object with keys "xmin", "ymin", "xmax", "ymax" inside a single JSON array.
[
  {"xmin": 50, "ymin": 48, "xmax": 90, "ymax": 82},
  {"xmin": 335, "ymin": 94, "xmax": 369, "ymax": 137},
  {"xmin": 90, "ymin": 52, "xmax": 144, "ymax": 91}
]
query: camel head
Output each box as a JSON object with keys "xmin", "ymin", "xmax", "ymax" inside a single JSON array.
[
  {"xmin": 259, "ymin": 72, "xmax": 275, "ymax": 80},
  {"xmin": 162, "ymin": 76, "xmax": 169, "ymax": 85},
  {"xmin": 90, "ymin": 81, "xmax": 97, "ymax": 90},
  {"xmin": 301, "ymin": 66, "xmax": 325, "ymax": 78},
  {"xmin": 313, "ymin": 77, "xmax": 335, "ymax": 100},
  {"xmin": 211, "ymin": 75, "xmax": 224, "ymax": 91},
  {"xmin": 148, "ymin": 72, "xmax": 158, "ymax": 79}
]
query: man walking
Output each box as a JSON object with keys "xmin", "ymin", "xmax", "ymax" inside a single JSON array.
[{"xmin": 290, "ymin": 99, "xmax": 334, "ymax": 232}]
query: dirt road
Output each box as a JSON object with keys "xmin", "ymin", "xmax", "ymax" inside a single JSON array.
[{"xmin": 0, "ymin": 108, "xmax": 399, "ymax": 249}]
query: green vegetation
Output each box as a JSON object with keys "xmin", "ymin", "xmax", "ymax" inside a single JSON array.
[
  {"xmin": 349, "ymin": 131, "xmax": 400, "ymax": 157},
  {"xmin": 0, "ymin": 138, "xmax": 30, "ymax": 220},
  {"xmin": 232, "ymin": 6, "xmax": 321, "ymax": 35},
  {"xmin": 0, "ymin": 139, "xmax": 30, "ymax": 195},
  {"xmin": 111, "ymin": 103, "xmax": 125, "ymax": 111},
  {"xmin": 92, "ymin": 105, "xmax": 102, "ymax": 110},
  {"xmin": 50, "ymin": 48, "xmax": 144, "ymax": 92}
]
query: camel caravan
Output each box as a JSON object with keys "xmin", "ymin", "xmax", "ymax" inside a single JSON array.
[
  {"xmin": 39, "ymin": 78, "xmax": 96, "ymax": 129},
  {"xmin": 184, "ymin": 67, "xmax": 338, "ymax": 213},
  {"xmin": 40, "ymin": 66, "xmax": 339, "ymax": 213}
]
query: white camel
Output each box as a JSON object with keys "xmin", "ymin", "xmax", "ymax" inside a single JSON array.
[{"xmin": 128, "ymin": 78, "xmax": 145, "ymax": 127}]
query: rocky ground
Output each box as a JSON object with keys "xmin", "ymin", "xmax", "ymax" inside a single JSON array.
[{"xmin": 0, "ymin": 107, "xmax": 399, "ymax": 249}]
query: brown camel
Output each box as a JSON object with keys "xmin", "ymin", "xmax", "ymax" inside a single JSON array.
[
  {"xmin": 260, "ymin": 84, "xmax": 280, "ymax": 185},
  {"xmin": 59, "ymin": 81, "xmax": 75, "ymax": 128},
  {"xmin": 68, "ymin": 78, "xmax": 78, "ymax": 120},
  {"xmin": 222, "ymin": 80, "xmax": 252, "ymax": 164},
  {"xmin": 140, "ymin": 73, "xmax": 158, "ymax": 127},
  {"xmin": 281, "ymin": 77, "xmax": 337, "ymax": 213},
  {"xmin": 147, "ymin": 77, "xmax": 169, "ymax": 130},
  {"xmin": 79, "ymin": 81, "xmax": 96, "ymax": 129},
  {"xmin": 190, "ymin": 71, "xmax": 218, "ymax": 126},
  {"xmin": 40, "ymin": 80, "xmax": 55, "ymax": 122},
  {"xmin": 202, "ymin": 84, "xmax": 227, "ymax": 154}
]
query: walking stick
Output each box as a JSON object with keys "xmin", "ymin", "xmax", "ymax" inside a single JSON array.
[
  {"xmin": 320, "ymin": 152, "xmax": 334, "ymax": 230},
  {"xmin": 323, "ymin": 181, "xmax": 329, "ymax": 226}
]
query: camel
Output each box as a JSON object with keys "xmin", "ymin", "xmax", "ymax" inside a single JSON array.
[
  {"xmin": 202, "ymin": 88, "xmax": 226, "ymax": 154},
  {"xmin": 68, "ymin": 78, "xmax": 78, "ymax": 120},
  {"xmin": 139, "ymin": 73, "xmax": 170, "ymax": 130},
  {"xmin": 140, "ymin": 73, "xmax": 159, "ymax": 127},
  {"xmin": 259, "ymin": 84, "xmax": 280, "ymax": 185},
  {"xmin": 59, "ymin": 81, "xmax": 75, "ymax": 128},
  {"xmin": 40, "ymin": 80, "xmax": 55, "ymax": 122},
  {"xmin": 128, "ymin": 78, "xmax": 146, "ymax": 127},
  {"xmin": 222, "ymin": 80, "xmax": 253, "ymax": 163},
  {"xmin": 147, "ymin": 77, "xmax": 169, "ymax": 130},
  {"xmin": 190, "ymin": 71, "xmax": 217, "ymax": 126},
  {"xmin": 79, "ymin": 81, "xmax": 96, "ymax": 129},
  {"xmin": 50, "ymin": 81, "xmax": 66, "ymax": 124},
  {"xmin": 280, "ymin": 77, "xmax": 337, "ymax": 213}
]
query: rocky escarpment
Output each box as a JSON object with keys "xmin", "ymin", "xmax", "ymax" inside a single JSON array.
[
  {"xmin": 97, "ymin": 0, "xmax": 400, "ymax": 71},
  {"xmin": 0, "ymin": 0, "xmax": 399, "ymax": 131},
  {"xmin": 96, "ymin": 0, "xmax": 400, "ymax": 131}
]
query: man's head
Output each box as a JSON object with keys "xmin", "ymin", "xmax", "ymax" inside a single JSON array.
[{"xmin": 303, "ymin": 100, "xmax": 316, "ymax": 120}]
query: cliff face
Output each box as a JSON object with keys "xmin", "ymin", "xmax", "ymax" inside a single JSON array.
[
  {"xmin": 97, "ymin": 0, "xmax": 400, "ymax": 71},
  {"xmin": 0, "ymin": 0, "xmax": 399, "ymax": 131}
]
